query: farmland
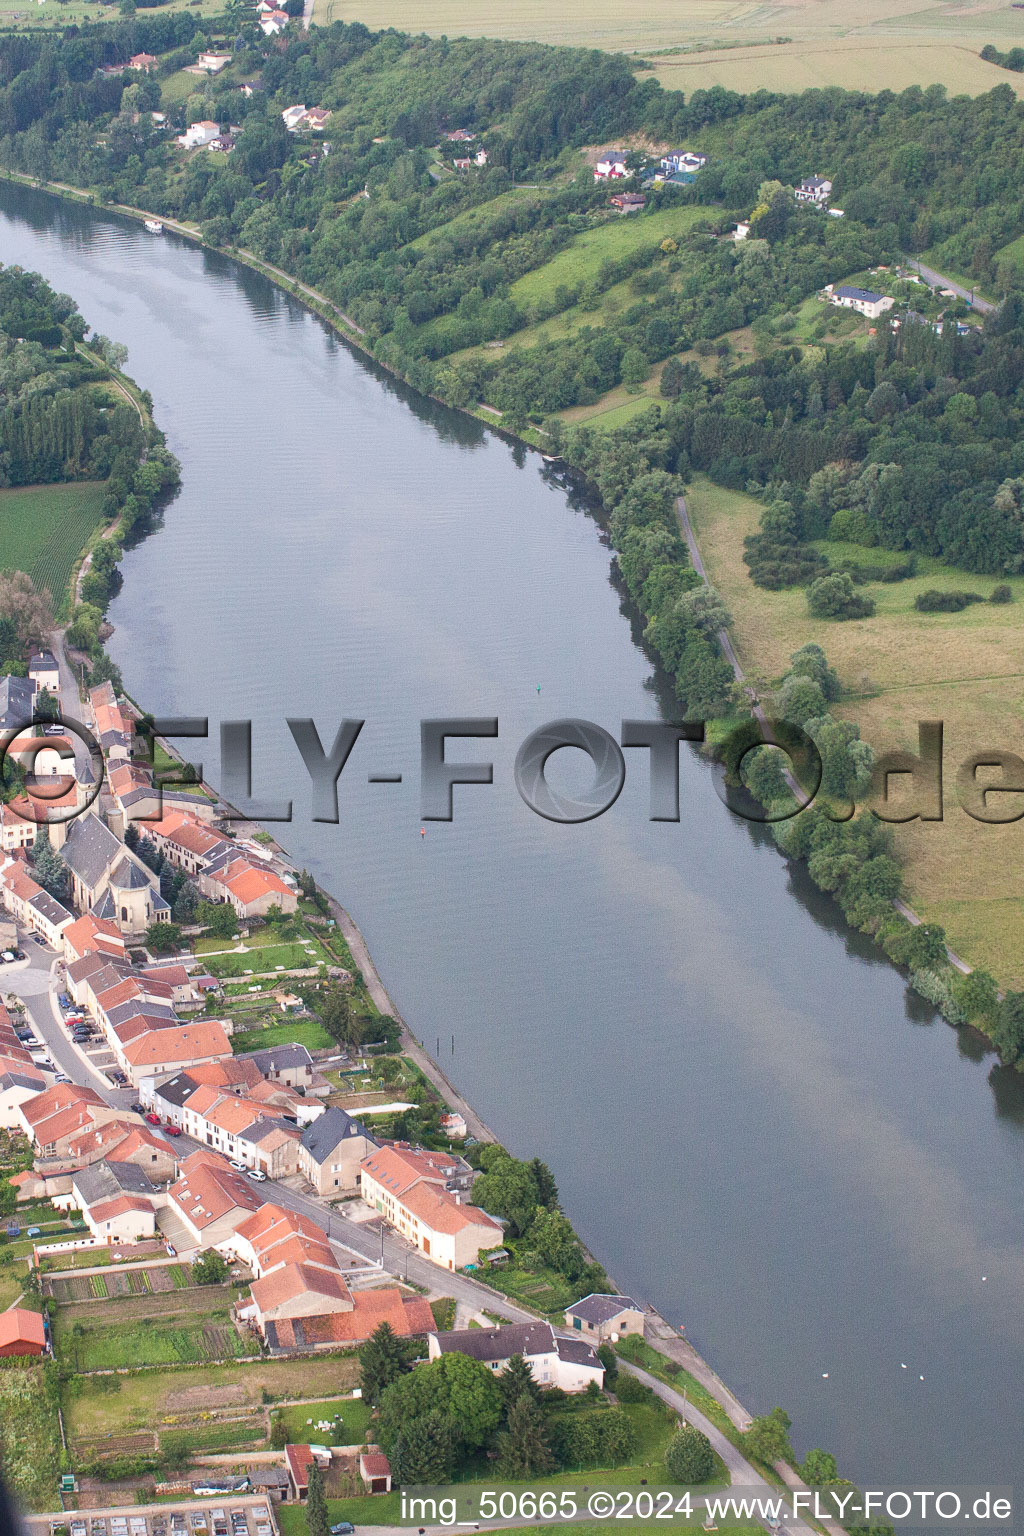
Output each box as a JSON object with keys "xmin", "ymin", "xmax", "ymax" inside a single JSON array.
[
  {"xmin": 52, "ymin": 1288, "xmax": 253, "ymax": 1371},
  {"xmin": 310, "ymin": 0, "xmax": 1024, "ymax": 87},
  {"xmin": 647, "ymin": 40, "xmax": 1024, "ymax": 99},
  {"xmin": 0, "ymin": 481, "xmax": 106, "ymax": 615},
  {"xmin": 62, "ymin": 1357, "xmax": 360, "ymax": 1449},
  {"xmin": 685, "ymin": 474, "xmax": 1024, "ymax": 984}
]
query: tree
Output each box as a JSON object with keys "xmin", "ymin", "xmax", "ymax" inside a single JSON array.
[
  {"xmin": 172, "ymin": 878, "xmax": 199, "ymax": 925},
  {"xmin": 620, "ymin": 346, "xmax": 649, "ymax": 391},
  {"xmin": 499, "ymin": 1353, "xmax": 540, "ymax": 1419},
  {"xmin": 950, "ymin": 968, "xmax": 998, "ymax": 1025},
  {"xmin": 435, "ymin": 1351, "xmax": 503, "ymax": 1448},
  {"xmin": 471, "ymin": 1152, "xmax": 543, "ymax": 1237},
  {"xmin": 660, "ymin": 356, "xmax": 686, "ymax": 400},
  {"xmin": 379, "ymin": 1354, "xmax": 501, "ymax": 1458},
  {"xmin": 31, "ymin": 829, "xmax": 69, "ymax": 902},
  {"xmin": 743, "ymin": 1407, "xmax": 793, "ymax": 1467},
  {"xmin": 146, "ymin": 922, "xmax": 181, "ymax": 954},
  {"xmin": 305, "ymin": 1458, "xmax": 329, "ymax": 1536},
  {"xmin": 0, "ymin": 1180, "xmax": 17, "ymax": 1218},
  {"xmin": 197, "ymin": 900, "xmax": 237, "ymax": 938},
  {"xmin": 807, "ymin": 573, "xmax": 876, "ymax": 621},
  {"xmin": 677, "ymin": 585, "xmax": 731, "ymax": 637},
  {"xmin": 497, "ymin": 1391, "xmax": 556, "ymax": 1477},
  {"xmin": 989, "ymin": 991, "xmax": 1024, "ymax": 1067},
  {"xmin": 665, "ymin": 1424, "xmax": 716, "ymax": 1483},
  {"xmin": 318, "ymin": 982, "xmax": 355, "ymax": 1045},
  {"xmin": 0, "ymin": 572, "xmax": 54, "ymax": 651},
  {"xmin": 34, "ymin": 688, "xmax": 59, "ymax": 723},
  {"xmin": 802, "ymin": 1448, "xmax": 839, "ymax": 1485},
  {"xmin": 597, "ymin": 1342, "xmax": 618, "ymax": 1388},
  {"xmin": 390, "ymin": 1408, "xmax": 457, "ymax": 1484},
  {"xmin": 360, "ymin": 1320, "xmax": 413, "ymax": 1407},
  {"xmin": 192, "ymin": 1249, "xmax": 228, "ymax": 1285}
]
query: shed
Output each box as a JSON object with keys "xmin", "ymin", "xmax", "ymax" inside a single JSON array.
[{"xmin": 359, "ymin": 1450, "xmax": 392, "ymax": 1494}]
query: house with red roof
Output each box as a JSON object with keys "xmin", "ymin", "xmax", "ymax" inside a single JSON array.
[
  {"xmin": 0, "ymin": 1307, "xmax": 47, "ymax": 1357},
  {"xmin": 359, "ymin": 1143, "xmax": 503, "ymax": 1270}
]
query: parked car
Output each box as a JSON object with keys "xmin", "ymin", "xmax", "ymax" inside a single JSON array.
[
  {"xmin": 105, "ymin": 1069, "xmax": 127, "ymax": 1086},
  {"xmin": 330, "ymin": 1524, "xmax": 356, "ymax": 1535},
  {"xmin": 144, "ymin": 1111, "xmax": 161, "ymax": 1125},
  {"xmin": 57, "ymin": 993, "xmax": 71, "ymax": 1009},
  {"xmin": 54, "ymin": 1074, "xmax": 71, "ymax": 1085},
  {"xmin": 1, "ymin": 951, "xmax": 15, "ymax": 963},
  {"xmin": 165, "ymin": 1243, "xmax": 176, "ymax": 1257},
  {"xmin": 228, "ymin": 1160, "xmax": 247, "ymax": 1173},
  {"xmin": 247, "ymin": 1168, "xmax": 267, "ymax": 1181},
  {"xmin": 130, "ymin": 1102, "xmax": 145, "ymax": 1115},
  {"xmin": 163, "ymin": 1123, "xmax": 182, "ymax": 1137}
]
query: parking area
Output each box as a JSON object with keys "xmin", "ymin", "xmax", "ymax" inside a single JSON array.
[{"xmin": 25, "ymin": 1496, "xmax": 279, "ymax": 1536}]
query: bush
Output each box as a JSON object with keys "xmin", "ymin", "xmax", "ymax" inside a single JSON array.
[
  {"xmin": 913, "ymin": 589, "xmax": 985, "ymax": 612},
  {"xmin": 807, "ymin": 572, "xmax": 876, "ymax": 620},
  {"xmin": 990, "ymin": 584, "xmax": 1014, "ymax": 603},
  {"xmin": 614, "ymin": 1371, "xmax": 655, "ymax": 1404},
  {"xmin": 665, "ymin": 1424, "xmax": 716, "ymax": 1483}
]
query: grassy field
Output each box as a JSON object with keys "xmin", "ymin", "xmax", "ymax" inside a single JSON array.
[
  {"xmin": 0, "ymin": 0, "xmax": 226, "ymax": 28},
  {"xmin": 509, "ymin": 206, "xmax": 711, "ymax": 311},
  {"xmin": 0, "ymin": 1365, "xmax": 63, "ymax": 1512},
  {"xmin": 0, "ymin": 481, "xmax": 107, "ymax": 615},
  {"xmin": 686, "ymin": 474, "xmax": 1024, "ymax": 984},
  {"xmin": 230, "ymin": 1017, "xmax": 332, "ymax": 1053},
  {"xmin": 309, "ymin": 0, "xmax": 1024, "ymax": 59},
  {"xmin": 270, "ymin": 1393, "xmax": 372, "ymax": 1446}
]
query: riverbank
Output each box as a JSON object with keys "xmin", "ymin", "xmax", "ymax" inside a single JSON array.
[
  {"xmin": 0, "ymin": 169, "xmax": 546, "ymax": 450},
  {"xmin": 8, "ymin": 173, "xmax": 1021, "ymax": 1498}
]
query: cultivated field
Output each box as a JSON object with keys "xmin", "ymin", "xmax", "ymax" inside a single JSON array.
[
  {"xmin": 0, "ymin": 481, "xmax": 107, "ymax": 615},
  {"xmin": 65, "ymin": 1353, "xmax": 361, "ymax": 1447},
  {"xmin": 647, "ymin": 40, "xmax": 1024, "ymax": 98},
  {"xmin": 309, "ymin": 0, "xmax": 1024, "ymax": 75},
  {"xmin": 686, "ymin": 475, "xmax": 1024, "ymax": 985}
]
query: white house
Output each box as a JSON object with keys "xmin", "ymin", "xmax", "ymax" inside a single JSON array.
[
  {"xmin": 178, "ymin": 121, "xmax": 220, "ymax": 149},
  {"xmin": 428, "ymin": 1321, "xmax": 604, "ymax": 1392},
  {"xmin": 661, "ymin": 150, "xmax": 706, "ymax": 175},
  {"xmin": 28, "ymin": 651, "xmax": 60, "ymax": 695},
  {"xmin": 197, "ymin": 52, "xmax": 231, "ymax": 73},
  {"xmin": 281, "ymin": 104, "xmax": 308, "ymax": 131},
  {"xmin": 594, "ymin": 154, "xmax": 627, "ymax": 181},
  {"xmin": 828, "ymin": 284, "xmax": 894, "ymax": 321},
  {"xmin": 260, "ymin": 10, "xmax": 289, "ymax": 33},
  {"xmin": 795, "ymin": 175, "xmax": 832, "ymax": 206}
]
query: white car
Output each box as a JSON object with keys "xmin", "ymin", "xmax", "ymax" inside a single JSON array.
[
  {"xmin": 247, "ymin": 1168, "xmax": 267, "ymax": 1182},
  {"xmin": 229, "ymin": 1160, "xmax": 247, "ymax": 1173}
]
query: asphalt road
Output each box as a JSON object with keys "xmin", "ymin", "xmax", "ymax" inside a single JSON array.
[{"xmin": 905, "ymin": 259, "xmax": 995, "ymax": 314}]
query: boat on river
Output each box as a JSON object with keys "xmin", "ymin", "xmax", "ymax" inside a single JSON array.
[{"xmin": 144, "ymin": 219, "xmax": 163, "ymax": 233}]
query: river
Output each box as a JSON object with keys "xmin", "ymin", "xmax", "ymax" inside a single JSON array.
[{"xmin": 2, "ymin": 181, "xmax": 1023, "ymax": 1500}]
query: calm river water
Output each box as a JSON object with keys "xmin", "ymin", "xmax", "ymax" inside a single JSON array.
[{"xmin": 2, "ymin": 182, "xmax": 1023, "ymax": 1499}]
